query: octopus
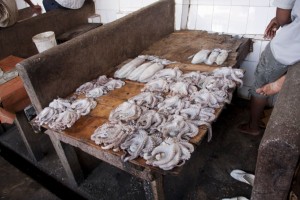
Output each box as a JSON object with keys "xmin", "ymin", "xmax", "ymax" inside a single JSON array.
[
  {"xmin": 49, "ymin": 98, "xmax": 72, "ymax": 112},
  {"xmin": 71, "ymin": 98, "xmax": 97, "ymax": 116},
  {"xmin": 136, "ymin": 110, "xmax": 166, "ymax": 130},
  {"xmin": 169, "ymin": 81, "xmax": 197, "ymax": 97},
  {"xmin": 128, "ymin": 92, "xmax": 164, "ymax": 109},
  {"xmin": 86, "ymin": 86, "xmax": 107, "ymax": 98},
  {"xmin": 120, "ymin": 129, "xmax": 162, "ymax": 161},
  {"xmin": 104, "ymin": 79, "xmax": 125, "ymax": 91},
  {"xmin": 141, "ymin": 78, "xmax": 169, "ymax": 93},
  {"xmin": 179, "ymin": 71, "xmax": 208, "ymax": 86},
  {"xmin": 109, "ymin": 102, "xmax": 146, "ymax": 122},
  {"xmin": 158, "ymin": 114, "xmax": 199, "ymax": 140},
  {"xmin": 48, "ymin": 109, "xmax": 80, "ymax": 131},
  {"xmin": 75, "ymin": 82, "xmax": 94, "ymax": 95},
  {"xmin": 95, "ymin": 75, "xmax": 110, "ymax": 86},
  {"xmin": 91, "ymin": 122, "xmax": 135, "ymax": 151},
  {"xmin": 157, "ymin": 96, "xmax": 190, "ymax": 115},
  {"xmin": 212, "ymin": 67, "xmax": 244, "ymax": 86},
  {"xmin": 190, "ymin": 89, "xmax": 220, "ymax": 108},
  {"xmin": 145, "ymin": 138, "xmax": 194, "ymax": 170},
  {"xmin": 35, "ymin": 107, "xmax": 58, "ymax": 126},
  {"xmin": 151, "ymin": 67, "xmax": 183, "ymax": 81}
]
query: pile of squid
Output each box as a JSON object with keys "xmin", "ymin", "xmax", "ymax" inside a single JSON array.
[
  {"xmin": 191, "ymin": 49, "xmax": 230, "ymax": 65},
  {"xmin": 34, "ymin": 97, "xmax": 97, "ymax": 131},
  {"xmin": 114, "ymin": 55, "xmax": 175, "ymax": 82},
  {"xmin": 75, "ymin": 75, "xmax": 125, "ymax": 98},
  {"xmin": 91, "ymin": 66, "xmax": 244, "ymax": 170},
  {"xmin": 34, "ymin": 75, "xmax": 125, "ymax": 131}
]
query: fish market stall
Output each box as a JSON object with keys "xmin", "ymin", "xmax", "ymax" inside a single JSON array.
[{"xmin": 17, "ymin": 0, "xmax": 251, "ymax": 199}]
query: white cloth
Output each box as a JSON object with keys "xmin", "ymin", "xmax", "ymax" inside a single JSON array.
[
  {"xmin": 0, "ymin": 0, "xmax": 18, "ymax": 27},
  {"xmin": 270, "ymin": 0, "xmax": 300, "ymax": 65},
  {"xmin": 55, "ymin": 0, "xmax": 85, "ymax": 9}
]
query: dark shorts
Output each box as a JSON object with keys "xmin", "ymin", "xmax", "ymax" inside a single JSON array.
[
  {"xmin": 43, "ymin": 0, "xmax": 64, "ymax": 12},
  {"xmin": 250, "ymin": 43, "xmax": 288, "ymax": 99}
]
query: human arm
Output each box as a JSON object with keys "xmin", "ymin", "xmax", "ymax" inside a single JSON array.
[
  {"xmin": 24, "ymin": 0, "xmax": 42, "ymax": 14},
  {"xmin": 264, "ymin": 8, "xmax": 292, "ymax": 39}
]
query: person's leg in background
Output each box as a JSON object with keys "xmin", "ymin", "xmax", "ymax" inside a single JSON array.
[
  {"xmin": 239, "ymin": 43, "xmax": 287, "ymax": 135},
  {"xmin": 42, "ymin": 0, "xmax": 63, "ymax": 12}
]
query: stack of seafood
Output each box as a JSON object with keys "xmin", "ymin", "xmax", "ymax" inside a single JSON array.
[
  {"xmin": 191, "ymin": 49, "xmax": 230, "ymax": 65},
  {"xmin": 34, "ymin": 75, "xmax": 125, "ymax": 131},
  {"xmin": 114, "ymin": 55, "xmax": 175, "ymax": 82},
  {"xmin": 91, "ymin": 66, "xmax": 244, "ymax": 170}
]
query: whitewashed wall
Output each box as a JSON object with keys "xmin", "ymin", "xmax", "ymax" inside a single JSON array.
[{"xmin": 16, "ymin": 0, "xmax": 276, "ymax": 99}]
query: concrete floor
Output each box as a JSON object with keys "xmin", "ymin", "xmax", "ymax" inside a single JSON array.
[{"xmin": 0, "ymin": 98, "xmax": 265, "ymax": 200}]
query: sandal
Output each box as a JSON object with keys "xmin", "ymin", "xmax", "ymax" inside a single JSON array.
[
  {"xmin": 222, "ymin": 197, "xmax": 249, "ymax": 200},
  {"xmin": 230, "ymin": 169, "xmax": 255, "ymax": 186}
]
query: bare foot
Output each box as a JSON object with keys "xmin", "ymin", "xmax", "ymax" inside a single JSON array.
[
  {"xmin": 256, "ymin": 75, "xmax": 286, "ymax": 96},
  {"xmin": 238, "ymin": 123, "xmax": 261, "ymax": 136}
]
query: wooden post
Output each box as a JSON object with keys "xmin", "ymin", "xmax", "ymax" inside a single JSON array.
[
  {"xmin": 143, "ymin": 174, "xmax": 165, "ymax": 200},
  {"xmin": 48, "ymin": 132, "xmax": 84, "ymax": 188},
  {"xmin": 14, "ymin": 111, "xmax": 44, "ymax": 162}
]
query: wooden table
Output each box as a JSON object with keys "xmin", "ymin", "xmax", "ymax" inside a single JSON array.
[
  {"xmin": 0, "ymin": 55, "xmax": 43, "ymax": 162},
  {"xmin": 41, "ymin": 31, "xmax": 251, "ymax": 199}
]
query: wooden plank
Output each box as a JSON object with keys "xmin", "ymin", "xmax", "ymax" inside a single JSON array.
[
  {"xmin": 142, "ymin": 30, "xmax": 250, "ymax": 69},
  {"xmin": 46, "ymin": 130, "xmax": 158, "ymax": 181},
  {"xmin": 0, "ymin": 55, "xmax": 23, "ymax": 72}
]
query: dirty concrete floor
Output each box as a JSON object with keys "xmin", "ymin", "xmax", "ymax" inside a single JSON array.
[
  {"xmin": 0, "ymin": 98, "xmax": 264, "ymax": 200},
  {"xmin": 0, "ymin": 153, "xmax": 59, "ymax": 200}
]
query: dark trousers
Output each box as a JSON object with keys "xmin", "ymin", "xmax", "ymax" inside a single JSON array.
[{"xmin": 43, "ymin": 0, "xmax": 64, "ymax": 12}]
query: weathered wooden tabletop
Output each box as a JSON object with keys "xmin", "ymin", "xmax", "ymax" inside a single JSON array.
[{"xmin": 44, "ymin": 30, "xmax": 251, "ymax": 176}]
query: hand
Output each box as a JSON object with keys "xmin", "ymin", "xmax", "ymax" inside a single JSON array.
[
  {"xmin": 31, "ymin": 4, "xmax": 42, "ymax": 14},
  {"xmin": 264, "ymin": 17, "xmax": 280, "ymax": 39}
]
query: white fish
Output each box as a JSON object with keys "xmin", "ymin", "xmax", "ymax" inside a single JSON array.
[
  {"xmin": 205, "ymin": 49, "xmax": 220, "ymax": 65},
  {"xmin": 138, "ymin": 63, "xmax": 164, "ymax": 82},
  {"xmin": 215, "ymin": 50, "xmax": 229, "ymax": 65},
  {"xmin": 127, "ymin": 62, "xmax": 152, "ymax": 81},
  {"xmin": 191, "ymin": 49, "xmax": 210, "ymax": 64},
  {"xmin": 114, "ymin": 57, "xmax": 145, "ymax": 78}
]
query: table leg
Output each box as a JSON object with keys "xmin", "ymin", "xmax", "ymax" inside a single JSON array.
[
  {"xmin": 143, "ymin": 174, "xmax": 165, "ymax": 200},
  {"xmin": 48, "ymin": 133, "xmax": 84, "ymax": 188},
  {"xmin": 14, "ymin": 111, "xmax": 43, "ymax": 162}
]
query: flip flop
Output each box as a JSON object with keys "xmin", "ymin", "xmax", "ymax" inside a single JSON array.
[
  {"xmin": 222, "ymin": 197, "xmax": 249, "ymax": 200},
  {"xmin": 230, "ymin": 169, "xmax": 255, "ymax": 186}
]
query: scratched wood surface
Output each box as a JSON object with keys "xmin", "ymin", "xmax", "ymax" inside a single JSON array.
[
  {"xmin": 44, "ymin": 31, "xmax": 250, "ymax": 175},
  {"xmin": 142, "ymin": 30, "xmax": 250, "ymax": 70}
]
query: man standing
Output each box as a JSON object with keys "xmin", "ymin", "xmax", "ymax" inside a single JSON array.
[{"xmin": 239, "ymin": 0, "xmax": 300, "ymax": 135}]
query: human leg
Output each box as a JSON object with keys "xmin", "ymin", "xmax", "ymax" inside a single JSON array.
[
  {"xmin": 239, "ymin": 43, "xmax": 287, "ymax": 135},
  {"xmin": 42, "ymin": 0, "xmax": 63, "ymax": 12}
]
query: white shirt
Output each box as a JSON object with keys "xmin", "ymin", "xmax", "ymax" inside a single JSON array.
[
  {"xmin": 271, "ymin": 0, "xmax": 300, "ymax": 65},
  {"xmin": 55, "ymin": 0, "xmax": 85, "ymax": 9}
]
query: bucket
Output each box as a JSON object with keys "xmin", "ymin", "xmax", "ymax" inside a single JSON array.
[{"xmin": 32, "ymin": 31, "xmax": 57, "ymax": 53}]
